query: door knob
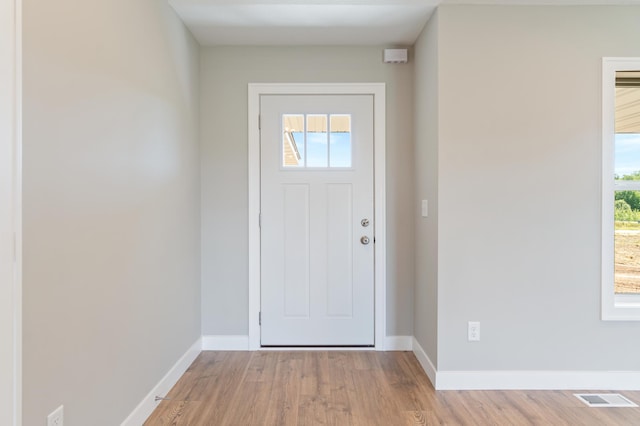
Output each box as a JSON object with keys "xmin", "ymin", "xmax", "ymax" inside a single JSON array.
[{"xmin": 360, "ymin": 236, "xmax": 370, "ymax": 245}]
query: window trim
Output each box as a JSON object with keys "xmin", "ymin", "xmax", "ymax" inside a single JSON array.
[{"xmin": 602, "ymin": 57, "xmax": 640, "ymax": 321}]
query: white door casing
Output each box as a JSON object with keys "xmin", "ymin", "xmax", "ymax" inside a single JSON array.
[
  {"xmin": 247, "ymin": 83, "xmax": 386, "ymax": 350},
  {"xmin": 0, "ymin": 0, "xmax": 21, "ymax": 423},
  {"xmin": 260, "ymin": 94, "xmax": 374, "ymax": 346}
]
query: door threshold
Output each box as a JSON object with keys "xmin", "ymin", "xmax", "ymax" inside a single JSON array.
[{"xmin": 260, "ymin": 345, "xmax": 374, "ymax": 351}]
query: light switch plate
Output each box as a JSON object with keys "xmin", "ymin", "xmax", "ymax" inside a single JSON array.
[{"xmin": 421, "ymin": 200, "xmax": 428, "ymax": 217}]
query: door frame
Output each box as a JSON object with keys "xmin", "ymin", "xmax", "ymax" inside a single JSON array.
[
  {"xmin": 247, "ymin": 83, "xmax": 386, "ymax": 350},
  {"xmin": 0, "ymin": 0, "xmax": 22, "ymax": 423}
]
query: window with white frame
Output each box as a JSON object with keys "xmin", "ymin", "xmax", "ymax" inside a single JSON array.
[
  {"xmin": 602, "ymin": 57, "xmax": 640, "ymax": 320},
  {"xmin": 281, "ymin": 114, "xmax": 352, "ymax": 169}
]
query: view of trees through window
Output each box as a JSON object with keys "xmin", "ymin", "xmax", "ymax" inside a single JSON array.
[{"xmin": 614, "ymin": 180, "xmax": 640, "ymax": 294}]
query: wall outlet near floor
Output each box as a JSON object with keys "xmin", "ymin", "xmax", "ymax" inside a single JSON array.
[
  {"xmin": 47, "ymin": 405, "xmax": 64, "ymax": 426},
  {"xmin": 468, "ymin": 321, "xmax": 480, "ymax": 342}
]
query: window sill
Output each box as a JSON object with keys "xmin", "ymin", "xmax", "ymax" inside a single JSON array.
[{"xmin": 602, "ymin": 294, "xmax": 640, "ymax": 321}]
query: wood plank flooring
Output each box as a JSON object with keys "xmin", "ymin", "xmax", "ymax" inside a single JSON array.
[{"xmin": 144, "ymin": 351, "xmax": 640, "ymax": 425}]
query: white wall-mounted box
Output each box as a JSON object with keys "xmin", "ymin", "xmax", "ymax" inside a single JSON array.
[{"xmin": 383, "ymin": 49, "xmax": 408, "ymax": 64}]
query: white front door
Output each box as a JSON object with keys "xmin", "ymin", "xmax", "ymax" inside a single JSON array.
[{"xmin": 260, "ymin": 94, "xmax": 375, "ymax": 346}]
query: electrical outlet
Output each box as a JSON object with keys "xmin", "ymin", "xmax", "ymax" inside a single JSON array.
[
  {"xmin": 468, "ymin": 321, "xmax": 480, "ymax": 342},
  {"xmin": 47, "ymin": 405, "xmax": 64, "ymax": 426}
]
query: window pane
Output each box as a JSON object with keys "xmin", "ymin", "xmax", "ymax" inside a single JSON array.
[
  {"xmin": 615, "ymin": 134, "xmax": 640, "ymax": 180},
  {"xmin": 614, "ymin": 71, "xmax": 640, "ymax": 180},
  {"xmin": 330, "ymin": 115, "xmax": 352, "ymax": 167},
  {"xmin": 306, "ymin": 115, "xmax": 328, "ymax": 167},
  {"xmin": 614, "ymin": 71, "xmax": 640, "ymax": 294},
  {"xmin": 615, "ymin": 190, "xmax": 640, "ymax": 294},
  {"xmin": 283, "ymin": 115, "xmax": 304, "ymax": 168},
  {"xmin": 281, "ymin": 113, "xmax": 353, "ymax": 170}
]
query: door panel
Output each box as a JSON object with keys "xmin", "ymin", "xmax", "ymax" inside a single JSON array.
[
  {"xmin": 283, "ymin": 184, "xmax": 310, "ymax": 318},
  {"xmin": 326, "ymin": 183, "xmax": 353, "ymax": 318},
  {"xmin": 260, "ymin": 94, "xmax": 374, "ymax": 346}
]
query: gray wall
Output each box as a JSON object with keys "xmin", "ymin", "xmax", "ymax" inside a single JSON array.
[
  {"xmin": 200, "ymin": 46, "xmax": 415, "ymax": 337},
  {"xmin": 413, "ymin": 11, "xmax": 440, "ymax": 367},
  {"xmin": 21, "ymin": 5, "xmax": 640, "ymax": 422},
  {"xmin": 22, "ymin": 0, "xmax": 201, "ymax": 424},
  {"xmin": 432, "ymin": 5, "xmax": 640, "ymax": 371}
]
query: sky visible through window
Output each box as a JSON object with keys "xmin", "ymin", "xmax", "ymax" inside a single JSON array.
[
  {"xmin": 291, "ymin": 131, "xmax": 352, "ymax": 168},
  {"xmin": 615, "ymin": 133, "xmax": 640, "ymax": 177},
  {"xmin": 283, "ymin": 113, "xmax": 352, "ymax": 168}
]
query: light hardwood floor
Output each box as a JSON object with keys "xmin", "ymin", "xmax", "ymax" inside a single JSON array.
[{"xmin": 144, "ymin": 351, "xmax": 640, "ymax": 425}]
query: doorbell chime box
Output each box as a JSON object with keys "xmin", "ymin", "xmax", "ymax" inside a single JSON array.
[{"xmin": 383, "ymin": 49, "xmax": 408, "ymax": 64}]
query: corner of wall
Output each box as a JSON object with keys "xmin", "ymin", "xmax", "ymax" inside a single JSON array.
[
  {"xmin": 412, "ymin": 4, "xmax": 439, "ymax": 370},
  {"xmin": 121, "ymin": 338, "xmax": 202, "ymax": 426}
]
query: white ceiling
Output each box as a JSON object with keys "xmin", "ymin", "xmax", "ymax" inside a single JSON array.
[{"xmin": 169, "ymin": 0, "xmax": 640, "ymax": 46}]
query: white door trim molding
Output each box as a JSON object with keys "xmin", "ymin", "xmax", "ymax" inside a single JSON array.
[
  {"xmin": 0, "ymin": 0, "xmax": 22, "ymax": 424},
  {"xmin": 248, "ymin": 83, "xmax": 386, "ymax": 351}
]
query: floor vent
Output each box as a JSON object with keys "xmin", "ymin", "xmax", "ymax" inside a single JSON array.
[{"xmin": 574, "ymin": 393, "xmax": 638, "ymax": 408}]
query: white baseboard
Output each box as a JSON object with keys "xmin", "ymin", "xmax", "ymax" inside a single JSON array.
[
  {"xmin": 436, "ymin": 370, "xmax": 640, "ymax": 391},
  {"xmin": 410, "ymin": 337, "xmax": 640, "ymax": 391},
  {"xmin": 202, "ymin": 335, "xmax": 249, "ymax": 351},
  {"xmin": 412, "ymin": 337, "xmax": 437, "ymax": 387},
  {"xmin": 121, "ymin": 337, "xmax": 201, "ymax": 426},
  {"xmin": 384, "ymin": 335, "xmax": 413, "ymax": 351}
]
